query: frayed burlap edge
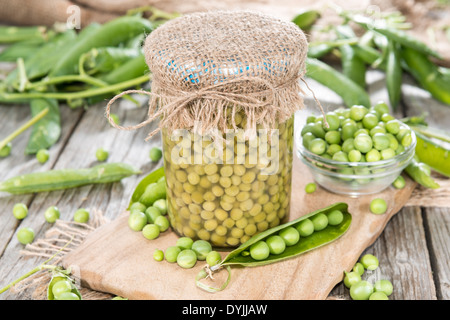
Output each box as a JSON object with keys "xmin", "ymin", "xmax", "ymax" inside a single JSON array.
[{"xmin": 9, "ymin": 210, "xmax": 114, "ymax": 300}]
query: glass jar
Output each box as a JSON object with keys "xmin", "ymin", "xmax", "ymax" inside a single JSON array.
[{"xmin": 162, "ymin": 110, "xmax": 294, "ymax": 247}]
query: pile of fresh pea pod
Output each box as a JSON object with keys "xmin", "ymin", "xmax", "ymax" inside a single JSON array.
[
  {"xmin": 292, "ymin": 7, "xmax": 450, "ymax": 109},
  {"xmin": 0, "ymin": 8, "xmax": 178, "ymax": 156}
]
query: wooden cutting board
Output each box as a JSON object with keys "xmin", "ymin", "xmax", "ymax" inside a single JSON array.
[{"xmin": 62, "ymin": 155, "xmax": 416, "ymax": 300}]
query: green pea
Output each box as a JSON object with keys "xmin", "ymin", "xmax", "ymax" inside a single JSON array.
[
  {"xmin": 13, "ymin": 203, "xmax": 28, "ymax": 220},
  {"xmin": 145, "ymin": 206, "xmax": 161, "ymax": 223},
  {"xmin": 305, "ymin": 182, "xmax": 317, "ymax": 194},
  {"xmin": 380, "ymin": 148, "xmax": 395, "ymax": 160},
  {"xmin": 249, "ymin": 240, "xmax": 270, "ymax": 261},
  {"xmin": 295, "ymin": 219, "xmax": 314, "ymax": 237},
  {"xmin": 154, "ymin": 215, "xmax": 169, "ymax": 232},
  {"xmin": 360, "ymin": 254, "xmax": 379, "ymax": 270},
  {"xmin": 385, "ymin": 120, "xmax": 400, "ymax": 134},
  {"xmin": 348, "ymin": 149, "xmax": 362, "ymax": 162},
  {"xmin": 353, "ymin": 262, "xmax": 365, "ymax": 276},
  {"xmin": 206, "ymin": 251, "xmax": 222, "ymax": 266},
  {"xmin": 373, "ymin": 102, "xmax": 390, "ymax": 116},
  {"xmin": 323, "ymin": 112, "xmax": 340, "ymax": 131},
  {"xmin": 350, "ymin": 280, "xmax": 374, "ymax": 300},
  {"xmin": 353, "ymin": 134, "xmax": 373, "ymax": 153},
  {"xmin": 349, "ymin": 105, "xmax": 368, "ymax": 121},
  {"xmin": 342, "ymin": 138, "xmax": 355, "ymax": 153},
  {"xmin": 153, "ymin": 199, "xmax": 167, "ymax": 215},
  {"xmin": 370, "ymin": 125, "xmax": 386, "ymax": 136},
  {"xmin": 0, "ymin": 142, "xmax": 12, "ymax": 157},
  {"xmin": 392, "ymin": 175, "xmax": 405, "ymax": 189},
  {"xmin": 308, "ymin": 138, "xmax": 327, "ymax": 155},
  {"xmin": 176, "ymin": 249, "xmax": 197, "ymax": 268},
  {"xmin": 386, "ymin": 133, "xmax": 399, "ymax": 150},
  {"xmin": 372, "ymin": 133, "xmax": 390, "ymax": 151},
  {"xmin": 73, "ymin": 208, "xmax": 90, "ymax": 223},
  {"xmin": 332, "ymin": 151, "xmax": 349, "ymax": 162},
  {"xmin": 56, "ymin": 292, "xmax": 80, "ymax": 300},
  {"xmin": 149, "ymin": 147, "xmax": 163, "ymax": 162},
  {"xmin": 17, "ymin": 227, "xmax": 35, "ymax": 244},
  {"xmin": 278, "ymin": 227, "xmax": 300, "ymax": 246},
  {"xmin": 306, "ymin": 115, "xmax": 316, "ymax": 123},
  {"xmin": 311, "ymin": 213, "xmax": 328, "ymax": 231},
  {"xmin": 176, "ymin": 236, "xmax": 194, "ymax": 250},
  {"xmin": 310, "ymin": 122, "xmax": 326, "ymax": 138},
  {"xmin": 326, "ymin": 209, "xmax": 344, "ymax": 225},
  {"xmin": 95, "ymin": 148, "xmax": 109, "ymax": 162},
  {"xmin": 370, "ymin": 198, "xmax": 387, "ymax": 215},
  {"xmin": 326, "ymin": 144, "xmax": 342, "ymax": 156},
  {"xmin": 374, "ymin": 279, "xmax": 394, "ymax": 296},
  {"xmin": 128, "ymin": 211, "xmax": 147, "ymax": 231},
  {"xmin": 381, "ymin": 113, "xmax": 395, "ymax": 122},
  {"xmin": 265, "ymin": 235, "xmax": 286, "ymax": 255},
  {"xmin": 130, "ymin": 202, "xmax": 147, "ymax": 213},
  {"xmin": 401, "ymin": 133, "xmax": 413, "ymax": 147},
  {"xmin": 165, "ymin": 246, "xmax": 181, "ymax": 263},
  {"xmin": 343, "ymin": 271, "xmax": 361, "ymax": 288},
  {"xmin": 36, "ymin": 149, "xmax": 50, "ymax": 164},
  {"xmin": 366, "ymin": 149, "xmax": 381, "ymax": 162},
  {"xmin": 52, "ymin": 280, "xmax": 72, "ymax": 299},
  {"xmin": 369, "ymin": 291, "xmax": 389, "ymax": 300},
  {"xmin": 44, "ymin": 206, "xmax": 60, "ymax": 223},
  {"xmin": 325, "ymin": 130, "xmax": 341, "ymax": 144},
  {"xmin": 353, "ymin": 128, "xmax": 369, "ymax": 138},
  {"xmin": 362, "ymin": 113, "xmax": 379, "ymax": 129},
  {"xmin": 192, "ymin": 240, "xmax": 212, "ymax": 260},
  {"xmin": 142, "ymin": 224, "xmax": 160, "ymax": 240},
  {"xmin": 302, "ymin": 132, "xmax": 316, "ymax": 149},
  {"xmin": 341, "ymin": 123, "xmax": 357, "ymax": 141},
  {"xmin": 153, "ymin": 249, "xmax": 164, "ymax": 261}
]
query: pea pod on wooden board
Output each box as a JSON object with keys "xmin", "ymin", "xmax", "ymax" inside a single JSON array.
[
  {"xmin": 306, "ymin": 58, "xmax": 371, "ymax": 108},
  {"xmin": 128, "ymin": 166, "xmax": 165, "ymax": 209},
  {"xmin": 0, "ymin": 163, "xmax": 141, "ymax": 194},
  {"xmin": 197, "ymin": 202, "xmax": 352, "ymax": 292}
]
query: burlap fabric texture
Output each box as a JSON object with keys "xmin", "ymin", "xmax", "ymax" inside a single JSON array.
[{"xmin": 106, "ymin": 10, "xmax": 309, "ymax": 140}]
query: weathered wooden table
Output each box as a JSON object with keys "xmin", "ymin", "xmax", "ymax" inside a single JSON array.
[{"xmin": 0, "ymin": 68, "xmax": 448, "ymax": 300}]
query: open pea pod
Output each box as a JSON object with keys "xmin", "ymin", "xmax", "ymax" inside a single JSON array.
[
  {"xmin": 128, "ymin": 166, "xmax": 165, "ymax": 210},
  {"xmin": 197, "ymin": 202, "xmax": 352, "ymax": 292}
]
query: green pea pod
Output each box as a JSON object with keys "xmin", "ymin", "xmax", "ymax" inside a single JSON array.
[
  {"xmin": 401, "ymin": 47, "xmax": 450, "ymax": 105},
  {"xmin": 128, "ymin": 166, "xmax": 165, "ymax": 209},
  {"xmin": 404, "ymin": 157, "xmax": 440, "ymax": 189},
  {"xmin": 0, "ymin": 38, "xmax": 44, "ymax": 62},
  {"xmin": 386, "ymin": 41, "xmax": 402, "ymax": 110},
  {"xmin": 353, "ymin": 44, "xmax": 382, "ymax": 67},
  {"xmin": 0, "ymin": 163, "xmax": 141, "ymax": 194},
  {"xmin": 50, "ymin": 16, "xmax": 153, "ymax": 76},
  {"xmin": 197, "ymin": 202, "xmax": 352, "ymax": 292},
  {"xmin": 306, "ymin": 58, "xmax": 371, "ymax": 108},
  {"xmin": 292, "ymin": 10, "xmax": 321, "ymax": 30},
  {"xmin": 47, "ymin": 273, "xmax": 82, "ymax": 300},
  {"xmin": 307, "ymin": 44, "xmax": 333, "ymax": 59},
  {"xmin": 82, "ymin": 47, "xmax": 141, "ymax": 75},
  {"xmin": 25, "ymin": 98, "xmax": 61, "ymax": 154},
  {"xmin": 410, "ymin": 125, "xmax": 450, "ymax": 178},
  {"xmin": 0, "ymin": 26, "xmax": 46, "ymax": 43}
]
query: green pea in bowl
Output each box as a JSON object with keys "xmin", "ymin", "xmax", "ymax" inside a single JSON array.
[{"xmin": 295, "ymin": 108, "xmax": 416, "ymax": 196}]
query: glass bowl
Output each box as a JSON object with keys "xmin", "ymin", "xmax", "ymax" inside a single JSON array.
[{"xmin": 296, "ymin": 123, "xmax": 416, "ymax": 196}]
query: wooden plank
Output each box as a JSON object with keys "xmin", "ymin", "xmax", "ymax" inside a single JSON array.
[
  {"xmin": 423, "ymin": 207, "xmax": 450, "ymax": 300},
  {"xmin": 0, "ymin": 98, "xmax": 156, "ymax": 300}
]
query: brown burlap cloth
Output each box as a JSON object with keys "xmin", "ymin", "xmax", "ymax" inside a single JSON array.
[{"xmin": 106, "ymin": 10, "xmax": 313, "ymax": 140}]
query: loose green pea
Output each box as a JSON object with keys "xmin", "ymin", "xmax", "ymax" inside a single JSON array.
[
  {"xmin": 130, "ymin": 202, "xmax": 147, "ymax": 213},
  {"xmin": 295, "ymin": 219, "xmax": 314, "ymax": 237},
  {"xmin": 177, "ymin": 249, "xmax": 197, "ymax": 268},
  {"xmin": 95, "ymin": 148, "xmax": 109, "ymax": 162},
  {"xmin": 176, "ymin": 236, "xmax": 194, "ymax": 250},
  {"xmin": 310, "ymin": 213, "xmax": 328, "ymax": 231},
  {"xmin": 0, "ymin": 142, "xmax": 12, "ymax": 157},
  {"xmin": 206, "ymin": 250, "xmax": 222, "ymax": 266},
  {"xmin": 17, "ymin": 227, "xmax": 35, "ymax": 244},
  {"xmin": 350, "ymin": 280, "xmax": 374, "ymax": 300},
  {"xmin": 13, "ymin": 203, "xmax": 28, "ymax": 220},
  {"xmin": 56, "ymin": 292, "xmax": 80, "ymax": 300},
  {"xmin": 149, "ymin": 147, "xmax": 163, "ymax": 162},
  {"xmin": 154, "ymin": 215, "xmax": 169, "ymax": 232},
  {"xmin": 249, "ymin": 241, "xmax": 270, "ymax": 261},
  {"xmin": 369, "ymin": 291, "xmax": 389, "ymax": 300},
  {"xmin": 191, "ymin": 240, "xmax": 212, "ymax": 260},
  {"xmin": 305, "ymin": 182, "xmax": 317, "ymax": 194},
  {"xmin": 326, "ymin": 210, "xmax": 344, "ymax": 226},
  {"xmin": 52, "ymin": 280, "xmax": 72, "ymax": 299},
  {"xmin": 36, "ymin": 149, "xmax": 49, "ymax": 164},
  {"xmin": 374, "ymin": 279, "xmax": 394, "ymax": 296},
  {"xmin": 73, "ymin": 208, "xmax": 90, "ymax": 223},
  {"xmin": 344, "ymin": 271, "xmax": 361, "ymax": 288},
  {"xmin": 165, "ymin": 246, "xmax": 181, "ymax": 263},
  {"xmin": 392, "ymin": 175, "xmax": 405, "ymax": 189},
  {"xmin": 370, "ymin": 198, "xmax": 387, "ymax": 215},
  {"xmin": 153, "ymin": 249, "xmax": 164, "ymax": 261},
  {"xmin": 153, "ymin": 199, "xmax": 167, "ymax": 215},
  {"xmin": 44, "ymin": 206, "xmax": 60, "ymax": 223},
  {"xmin": 128, "ymin": 211, "xmax": 147, "ymax": 231},
  {"xmin": 353, "ymin": 262, "xmax": 365, "ymax": 275},
  {"xmin": 360, "ymin": 254, "xmax": 379, "ymax": 270},
  {"xmin": 266, "ymin": 235, "xmax": 286, "ymax": 255},
  {"xmin": 145, "ymin": 206, "xmax": 161, "ymax": 223},
  {"xmin": 142, "ymin": 224, "xmax": 160, "ymax": 240},
  {"xmin": 278, "ymin": 227, "xmax": 300, "ymax": 246}
]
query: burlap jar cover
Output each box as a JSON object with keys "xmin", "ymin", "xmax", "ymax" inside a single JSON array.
[{"xmin": 106, "ymin": 10, "xmax": 321, "ymax": 247}]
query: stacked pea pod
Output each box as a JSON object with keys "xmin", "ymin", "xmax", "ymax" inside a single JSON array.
[{"xmin": 0, "ymin": 8, "xmax": 179, "ymax": 157}]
